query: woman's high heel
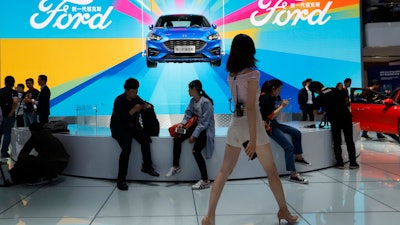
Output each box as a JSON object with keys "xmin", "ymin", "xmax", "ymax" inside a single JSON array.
[{"xmin": 277, "ymin": 210, "xmax": 299, "ymax": 225}]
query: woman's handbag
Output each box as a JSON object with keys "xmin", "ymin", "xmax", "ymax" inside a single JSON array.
[{"xmin": 168, "ymin": 115, "xmax": 198, "ymax": 137}]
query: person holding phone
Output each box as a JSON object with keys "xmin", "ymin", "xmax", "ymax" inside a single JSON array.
[
  {"xmin": 201, "ymin": 34, "xmax": 297, "ymax": 225},
  {"xmin": 110, "ymin": 78, "xmax": 159, "ymax": 191},
  {"xmin": 165, "ymin": 80, "xmax": 215, "ymax": 190},
  {"xmin": 259, "ymin": 79, "xmax": 311, "ymax": 184}
]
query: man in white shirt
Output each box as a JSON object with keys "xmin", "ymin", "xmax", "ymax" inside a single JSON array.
[{"xmin": 297, "ymin": 78, "xmax": 315, "ymax": 121}]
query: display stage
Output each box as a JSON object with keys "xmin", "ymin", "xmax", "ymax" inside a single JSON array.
[{"xmin": 11, "ymin": 121, "xmax": 361, "ymax": 181}]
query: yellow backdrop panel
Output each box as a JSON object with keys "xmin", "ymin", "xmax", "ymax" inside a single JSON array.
[{"xmin": 0, "ymin": 38, "xmax": 142, "ymax": 91}]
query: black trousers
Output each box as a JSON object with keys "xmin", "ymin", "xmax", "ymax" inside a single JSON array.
[
  {"xmin": 301, "ymin": 104, "xmax": 314, "ymax": 121},
  {"xmin": 173, "ymin": 127, "xmax": 208, "ymax": 180},
  {"xmin": 330, "ymin": 117, "xmax": 356, "ymax": 165},
  {"xmin": 16, "ymin": 115, "xmax": 24, "ymax": 127},
  {"xmin": 38, "ymin": 113, "xmax": 49, "ymax": 124},
  {"xmin": 113, "ymin": 129, "xmax": 153, "ymax": 182}
]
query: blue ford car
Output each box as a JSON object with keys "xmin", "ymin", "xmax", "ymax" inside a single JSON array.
[{"xmin": 146, "ymin": 14, "xmax": 222, "ymax": 68}]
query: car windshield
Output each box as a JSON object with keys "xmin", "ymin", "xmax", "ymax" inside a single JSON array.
[
  {"xmin": 352, "ymin": 89, "xmax": 385, "ymax": 104},
  {"xmin": 155, "ymin": 15, "xmax": 211, "ymax": 28}
]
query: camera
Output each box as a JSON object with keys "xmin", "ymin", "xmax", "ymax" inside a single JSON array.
[
  {"xmin": 175, "ymin": 127, "xmax": 187, "ymax": 134},
  {"xmin": 235, "ymin": 103, "xmax": 244, "ymax": 117}
]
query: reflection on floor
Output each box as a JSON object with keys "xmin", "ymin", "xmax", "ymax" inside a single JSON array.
[{"xmin": 1, "ymin": 136, "xmax": 400, "ymax": 225}]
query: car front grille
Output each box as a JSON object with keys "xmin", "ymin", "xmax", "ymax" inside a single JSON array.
[
  {"xmin": 164, "ymin": 40, "xmax": 206, "ymax": 52},
  {"xmin": 164, "ymin": 53, "xmax": 206, "ymax": 59}
]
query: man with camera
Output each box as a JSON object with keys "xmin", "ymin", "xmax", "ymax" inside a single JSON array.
[
  {"xmin": 22, "ymin": 78, "xmax": 40, "ymax": 127},
  {"xmin": 309, "ymin": 81, "xmax": 359, "ymax": 169}
]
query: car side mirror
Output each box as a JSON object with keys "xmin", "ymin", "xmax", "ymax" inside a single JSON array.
[
  {"xmin": 383, "ymin": 98, "xmax": 394, "ymax": 105},
  {"xmin": 212, "ymin": 24, "xmax": 217, "ymax": 29},
  {"xmin": 149, "ymin": 24, "xmax": 154, "ymax": 30}
]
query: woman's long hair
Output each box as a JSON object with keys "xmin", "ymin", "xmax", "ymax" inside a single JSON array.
[
  {"xmin": 261, "ymin": 79, "xmax": 283, "ymax": 94},
  {"xmin": 189, "ymin": 80, "xmax": 214, "ymax": 105},
  {"xmin": 226, "ymin": 34, "xmax": 257, "ymax": 74}
]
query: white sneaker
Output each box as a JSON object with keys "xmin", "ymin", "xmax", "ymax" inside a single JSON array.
[
  {"xmin": 165, "ymin": 166, "xmax": 181, "ymax": 177},
  {"xmin": 192, "ymin": 179, "xmax": 210, "ymax": 190}
]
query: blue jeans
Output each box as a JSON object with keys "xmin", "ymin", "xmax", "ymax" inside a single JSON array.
[
  {"xmin": 0, "ymin": 117, "xmax": 16, "ymax": 155},
  {"xmin": 269, "ymin": 120, "xmax": 303, "ymax": 172},
  {"xmin": 24, "ymin": 112, "xmax": 38, "ymax": 127}
]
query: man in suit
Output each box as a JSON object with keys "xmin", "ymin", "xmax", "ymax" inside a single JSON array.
[
  {"xmin": 297, "ymin": 78, "xmax": 315, "ymax": 121},
  {"xmin": 343, "ymin": 78, "xmax": 352, "ymax": 98},
  {"xmin": 37, "ymin": 74, "xmax": 51, "ymax": 124}
]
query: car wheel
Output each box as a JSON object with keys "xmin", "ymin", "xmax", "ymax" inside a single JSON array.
[
  {"xmin": 210, "ymin": 59, "xmax": 221, "ymax": 67},
  {"xmin": 146, "ymin": 58, "xmax": 157, "ymax": 68}
]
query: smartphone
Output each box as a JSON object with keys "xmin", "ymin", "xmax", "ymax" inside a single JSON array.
[
  {"xmin": 175, "ymin": 127, "xmax": 187, "ymax": 134},
  {"xmin": 242, "ymin": 140, "xmax": 257, "ymax": 160}
]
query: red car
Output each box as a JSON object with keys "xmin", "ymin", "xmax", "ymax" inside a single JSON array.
[{"xmin": 350, "ymin": 88, "xmax": 400, "ymax": 139}]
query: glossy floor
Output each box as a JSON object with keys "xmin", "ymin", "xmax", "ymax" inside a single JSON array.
[{"xmin": 1, "ymin": 137, "xmax": 400, "ymax": 225}]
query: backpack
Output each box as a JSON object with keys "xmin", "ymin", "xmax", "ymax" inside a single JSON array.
[
  {"xmin": 43, "ymin": 120, "xmax": 70, "ymax": 133},
  {"xmin": 140, "ymin": 103, "xmax": 160, "ymax": 136},
  {"xmin": 0, "ymin": 87, "xmax": 15, "ymax": 116}
]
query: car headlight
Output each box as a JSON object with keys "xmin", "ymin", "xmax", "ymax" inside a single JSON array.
[
  {"xmin": 208, "ymin": 33, "xmax": 220, "ymax": 40},
  {"xmin": 148, "ymin": 34, "xmax": 162, "ymax": 41}
]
